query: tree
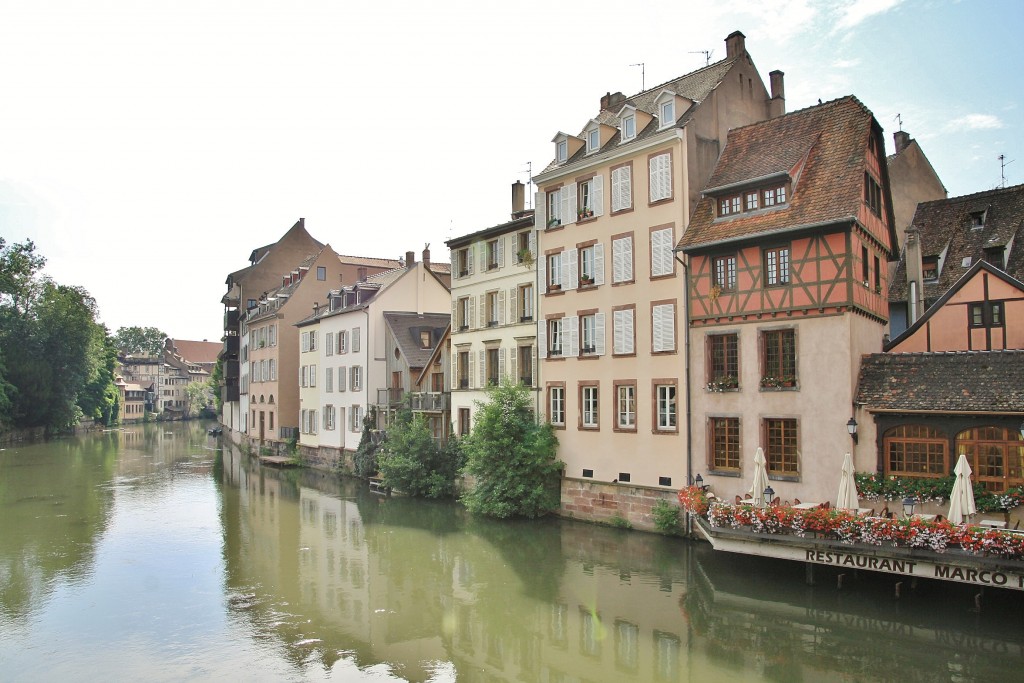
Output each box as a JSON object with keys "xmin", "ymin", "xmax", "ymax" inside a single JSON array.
[
  {"xmin": 184, "ymin": 380, "xmax": 211, "ymax": 418},
  {"xmin": 353, "ymin": 406, "xmax": 380, "ymax": 478},
  {"xmin": 377, "ymin": 406, "xmax": 463, "ymax": 498},
  {"xmin": 77, "ymin": 325, "xmax": 119, "ymax": 426},
  {"xmin": 113, "ymin": 326, "xmax": 168, "ymax": 356},
  {"xmin": 0, "ymin": 238, "xmax": 46, "ymax": 315},
  {"xmin": 209, "ymin": 358, "xmax": 224, "ymax": 414},
  {"xmin": 461, "ymin": 381, "xmax": 563, "ymax": 518}
]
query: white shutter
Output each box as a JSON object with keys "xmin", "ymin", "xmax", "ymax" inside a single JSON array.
[
  {"xmin": 653, "ymin": 304, "xmax": 675, "ymax": 352},
  {"xmin": 621, "ymin": 166, "xmax": 632, "ymax": 210},
  {"xmin": 534, "ymin": 191, "xmax": 546, "ymax": 229},
  {"xmin": 613, "ymin": 310, "xmax": 625, "ymax": 354},
  {"xmin": 594, "ymin": 243, "xmax": 605, "ymax": 286},
  {"xmin": 622, "ymin": 237, "xmax": 634, "ymax": 282},
  {"xmin": 565, "ymin": 249, "xmax": 578, "ymax": 290},
  {"xmin": 563, "ymin": 182, "xmax": 577, "ymax": 225},
  {"xmin": 565, "ymin": 315, "xmax": 579, "ymax": 357},
  {"xmin": 353, "ymin": 327, "xmax": 360, "ymax": 353},
  {"xmin": 498, "ymin": 347, "xmax": 506, "ymax": 381},
  {"xmin": 452, "ymin": 300, "xmax": 457, "ymax": 328},
  {"xmin": 450, "ymin": 248, "xmax": 458, "ymax": 279},
  {"xmin": 624, "ymin": 309, "xmax": 635, "ymax": 354},
  {"xmin": 652, "ymin": 228, "xmax": 674, "ymax": 277},
  {"xmin": 611, "ymin": 167, "xmax": 622, "ymax": 212},
  {"xmin": 538, "ymin": 321, "xmax": 547, "ymax": 359},
  {"xmin": 339, "ymin": 366, "xmax": 346, "ymax": 391},
  {"xmin": 478, "ymin": 350, "xmax": 486, "ymax": 387},
  {"xmin": 594, "ymin": 313, "xmax": 606, "ymax": 356},
  {"xmin": 509, "ymin": 346, "xmax": 517, "ymax": 382},
  {"xmin": 469, "ymin": 296, "xmax": 476, "ymax": 330},
  {"xmin": 450, "ymin": 351, "xmax": 457, "ymax": 389},
  {"xmin": 468, "ymin": 352, "xmax": 475, "ymax": 389},
  {"xmin": 497, "ymin": 237, "xmax": 505, "ymax": 268},
  {"xmin": 538, "ymin": 254, "xmax": 547, "ymax": 292},
  {"xmin": 478, "ymin": 294, "xmax": 486, "ymax": 327},
  {"xmin": 467, "ymin": 248, "xmax": 474, "ymax": 275},
  {"xmin": 592, "ymin": 175, "xmax": 604, "ymax": 217},
  {"xmin": 498, "ymin": 289, "xmax": 506, "ymax": 325},
  {"xmin": 528, "ymin": 231, "xmax": 536, "ymax": 258},
  {"xmin": 509, "ymin": 287, "xmax": 518, "ymax": 322}
]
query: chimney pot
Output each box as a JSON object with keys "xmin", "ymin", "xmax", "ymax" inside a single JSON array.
[
  {"xmin": 894, "ymin": 131, "xmax": 911, "ymax": 153},
  {"xmin": 725, "ymin": 30, "xmax": 746, "ymax": 59},
  {"xmin": 512, "ymin": 181, "xmax": 525, "ymax": 215},
  {"xmin": 769, "ymin": 70, "xmax": 786, "ymax": 118},
  {"xmin": 406, "ymin": 250, "xmax": 415, "ymax": 269},
  {"xmin": 422, "ymin": 245, "xmax": 431, "ymax": 270}
]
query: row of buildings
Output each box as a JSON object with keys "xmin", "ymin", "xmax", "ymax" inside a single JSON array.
[
  {"xmin": 115, "ymin": 338, "xmax": 221, "ymax": 421},
  {"xmin": 218, "ymin": 31, "xmax": 1024, "ymax": 528}
]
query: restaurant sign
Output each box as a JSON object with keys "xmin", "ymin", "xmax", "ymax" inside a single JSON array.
[{"xmin": 700, "ymin": 526, "xmax": 1024, "ymax": 591}]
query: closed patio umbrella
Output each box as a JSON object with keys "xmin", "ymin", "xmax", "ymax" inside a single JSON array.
[
  {"xmin": 748, "ymin": 447, "xmax": 770, "ymax": 507},
  {"xmin": 836, "ymin": 452, "xmax": 859, "ymax": 510},
  {"xmin": 947, "ymin": 453, "xmax": 977, "ymax": 524}
]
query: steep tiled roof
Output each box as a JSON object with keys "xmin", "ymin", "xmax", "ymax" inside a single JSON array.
[
  {"xmin": 539, "ymin": 58, "xmax": 738, "ymax": 175},
  {"xmin": 855, "ymin": 350, "xmax": 1024, "ymax": 413},
  {"xmin": 169, "ymin": 339, "xmax": 222, "ymax": 365},
  {"xmin": 679, "ymin": 96, "xmax": 878, "ymax": 250},
  {"xmin": 383, "ymin": 312, "xmax": 451, "ymax": 369},
  {"xmin": 889, "ymin": 184, "xmax": 1024, "ymax": 302},
  {"xmin": 446, "ymin": 213, "xmax": 535, "ymax": 248},
  {"xmin": 338, "ymin": 254, "xmax": 403, "ymax": 268}
]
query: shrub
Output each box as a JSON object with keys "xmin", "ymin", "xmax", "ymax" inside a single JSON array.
[
  {"xmin": 652, "ymin": 499, "xmax": 681, "ymax": 535},
  {"xmin": 377, "ymin": 407, "xmax": 462, "ymax": 498},
  {"xmin": 461, "ymin": 381, "xmax": 563, "ymax": 518},
  {"xmin": 353, "ymin": 406, "xmax": 379, "ymax": 478}
]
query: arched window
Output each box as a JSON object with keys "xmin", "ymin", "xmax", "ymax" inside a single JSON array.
[
  {"xmin": 268, "ymin": 394, "xmax": 275, "ymax": 405},
  {"xmin": 955, "ymin": 426, "xmax": 1024, "ymax": 492},
  {"xmin": 884, "ymin": 425, "xmax": 947, "ymax": 477}
]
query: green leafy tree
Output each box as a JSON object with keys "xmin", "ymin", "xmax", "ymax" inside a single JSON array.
[
  {"xmin": 0, "ymin": 348, "xmax": 16, "ymax": 429},
  {"xmin": 461, "ymin": 381, "xmax": 562, "ymax": 518},
  {"xmin": 209, "ymin": 358, "xmax": 224, "ymax": 413},
  {"xmin": 77, "ymin": 325, "xmax": 119, "ymax": 425},
  {"xmin": 184, "ymin": 380, "xmax": 211, "ymax": 419},
  {"xmin": 113, "ymin": 325, "xmax": 168, "ymax": 356},
  {"xmin": 377, "ymin": 406, "xmax": 463, "ymax": 498},
  {"xmin": 353, "ymin": 406, "xmax": 380, "ymax": 478},
  {"xmin": 0, "ymin": 238, "xmax": 46, "ymax": 314}
]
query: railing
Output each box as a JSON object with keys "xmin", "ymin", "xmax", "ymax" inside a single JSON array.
[
  {"xmin": 376, "ymin": 387, "xmax": 405, "ymax": 406},
  {"xmin": 409, "ymin": 392, "xmax": 449, "ymax": 412}
]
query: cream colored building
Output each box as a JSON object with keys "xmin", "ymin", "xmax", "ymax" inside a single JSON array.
[
  {"xmin": 532, "ymin": 31, "xmax": 779, "ymax": 524},
  {"xmin": 446, "ymin": 182, "xmax": 538, "ymax": 436}
]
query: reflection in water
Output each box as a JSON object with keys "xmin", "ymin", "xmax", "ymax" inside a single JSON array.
[{"xmin": 3, "ymin": 426, "xmax": 1024, "ymax": 682}]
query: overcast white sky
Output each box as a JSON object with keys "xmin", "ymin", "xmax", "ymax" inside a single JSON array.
[{"xmin": 1, "ymin": 0, "xmax": 1021, "ymax": 341}]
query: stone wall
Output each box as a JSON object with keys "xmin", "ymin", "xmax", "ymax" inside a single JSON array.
[{"xmin": 560, "ymin": 478, "xmax": 679, "ymax": 532}]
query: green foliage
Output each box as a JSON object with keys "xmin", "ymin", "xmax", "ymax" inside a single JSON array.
[
  {"xmin": 77, "ymin": 326, "xmax": 119, "ymax": 426},
  {"xmin": 184, "ymin": 380, "xmax": 211, "ymax": 418},
  {"xmin": 377, "ymin": 407, "xmax": 463, "ymax": 498},
  {"xmin": 461, "ymin": 381, "xmax": 563, "ymax": 518},
  {"xmin": 856, "ymin": 472, "xmax": 1024, "ymax": 513},
  {"xmin": 652, "ymin": 499, "xmax": 682, "ymax": 535},
  {"xmin": 608, "ymin": 514, "xmax": 633, "ymax": 529},
  {"xmin": 210, "ymin": 358, "xmax": 224, "ymax": 413},
  {"xmin": 113, "ymin": 325, "xmax": 168, "ymax": 356},
  {"xmin": 353, "ymin": 406, "xmax": 380, "ymax": 478}
]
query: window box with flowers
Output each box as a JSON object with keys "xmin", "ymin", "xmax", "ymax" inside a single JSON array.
[
  {"xmin": 760, "ymin": 375, "xmax": 796, "ymax": 389},
  {"xmin": 547, "ymin": 218, "xmax": 561, "ymax": 228},
  {"xmin": 577, "ymin": 208, "xmax": 594, "ymax": 220},
  {"xmin": 706, "ymin": 375, "xmax": 739, "ymax": 392},
  {"xmin": 579, "ymin": 275, "xmax": 594, "ymax": 287}
]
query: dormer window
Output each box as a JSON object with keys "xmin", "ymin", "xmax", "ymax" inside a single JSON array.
[
  {"xmin": 557, "ymin": 140, "xmax": 568, "ymax": 163},
  {"xmin": 660, "ymin": 100, "xmax": 675, "ymax": 127},
  {"xmin": 622, "ymin": 114, "xmax": 636, "ymax": 141},
  {"xmin": 970, "ymin": 211, "xmax": 986, "ymax": 229},
  {"xmin": 763, "ymin": 186, "xmax": 786, "ymax": 206},
  {"xmin": 716, "ymin": 183, "xmax": 788, "ymax": 218},
  {"xmin": 587, "ymin": 128, "xmax": 600, "ymax": 154},
  {"xmin": 922, "ymin": 257, "xmax": 939, "ymax": 281}
]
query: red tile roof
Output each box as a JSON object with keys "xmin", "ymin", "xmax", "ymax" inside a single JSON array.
[{"xmin": 169, "ymin": 339, "xmax": 222, "ymax": 365}]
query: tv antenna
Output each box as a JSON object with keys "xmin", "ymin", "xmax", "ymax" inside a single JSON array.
[
  {"xmin": 689, "ymin": 50, "xmax": 713, "ymax": 66},
  {"xmin": 894, "ymin": 113, "xmax": 903, "ymax": 132},
  {"xmin": 629, "ymin": 63, "xmax": 645, "ymax": 91},
  {"xmin": 999, "ymin": 154, "xmax": 1014, "ymax": 188},
  {"xmin": 523, "ymin": 162, "xmax": 533, "ymax": 207}
]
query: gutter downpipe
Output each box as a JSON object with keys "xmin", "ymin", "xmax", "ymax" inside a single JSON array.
[{"xmin": 673, "ymin": 250, "xmax": 693, "ymax": 537}]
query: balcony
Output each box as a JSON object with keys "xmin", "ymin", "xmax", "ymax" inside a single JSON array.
[
  {"xmin": 222, "ymin": 336, "xmax": 240, "ymax": 358},
  {"xmin": 222, "ymin": 385, "xmax": 240, "ymax": 403},
  {"xmin": 224, "ymin": 309, "xmax": 240, "ymax": 330},
  {"xmin": 409, "ymin": 392, "xmax": 449, "ymax": 412},
  {"xmin": 376, "ymin": 387, "xmax": 405, "ymax": 406}
]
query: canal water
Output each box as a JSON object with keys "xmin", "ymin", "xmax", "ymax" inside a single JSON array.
[{"xmin": 2, "ymin": 422, "xmax": 1024, "ymax": 682}]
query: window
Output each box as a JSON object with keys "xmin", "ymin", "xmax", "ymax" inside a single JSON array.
[
  {"xmin": 556, "ymin": 139, "xmax": 568, "ymax": 163},
  {"xmin": 486, "ymin": 348, "xmax": 500, "ymax": 386},
  {"xmin": 323, "ymin": 405, "xmax": 335, "ymax": 430},
  {"xmin": 457, "ymin": 297, "xmax": 470, "ymax": 330},
  {"xmin": 547, "ymin": 253, "xmax": 562, "ymax": 291},
  {"xmin": 578, "ymin": 178, "xmax": 597, "ymax": 219},
  {"xmin": 621, "ymin": 114, "xmax": 635, "ymax": 141},
  {"xmin": 549, "ymin": 386, "xmax": 565, "ymax": 426},
  {"xmin": 612, "ymin": 235, "xmax": 633, "ymax": 283},
  {"xmin": 547, "ymin": 318, "xmax": 563, "ymax": 356},
  {"xmin": 763, "ymin": 246, "xmax": 790, "ymax": 286},
  {"xmin": 579, "ymin": 245, "xmax": 595, "ymax": 285},
  {"xmin": 712, "ymin": 255, "xmax": 736, "ymax": 291},
  {"xmin": 864, "ymin": 172, "xmax": 882, "ymax": 216},
  {"xmin": 337, "ymin": 366, "xmax": 346, "ymax": 391},
  {"xmin": 456, "ymin": 247, "xmax": 471, "ymax": 277},
  {"xmin": 762, "ymin": 186, "xmax": 786, "ymax": 207},
  {"xmin": 617, "ymin": 384, "xmax": 636, "ymax": 430},
  {"xmin": 649, "ymin": 153, "xmax": 672, "ymax": 203},
  {"xmin": 761, "ymin": 329, "xmax": 796, "ymax": 387},
  {"xmin": 650, "ymin": 227, "xmax": 674, "ymax": 277},
  {"xmin": 580, "ymin": 314, "xmax": 597, "ymax": 354},
  {"xmin": 325, "ymin": 332, "xmax": 334, "ymax": 356},
  {"xmin": 765, "ymin": 418, "xmax": 799, "ymax": 474},
  {"xmin": 518, "ymin": 345, "xmax": 533, "ymax": 386},
  {"xmin": 613, "ymin": 307, "xmax": 635, "ymax": 355},
  {"xmin": 651, "ymin": 303, "xmax": 675, "ymax": 353},
  {"xmin": 486, "ymin": 291, "xmax": 499, "ymax": 326},
  {"xmin": 956, "ymin": 426, "xmax": 1024, "ymax": 491},
  {"xmin": 458, "ymin": 408, "xmax": 471, "ymax": 436},
  {"xmin": 325, "ymin": 366, "xmax": 333, "ymax": 393},
  {"xmin": 581, "ymin": 385, "xmax": 599, "ymax": 429},
  {"xmin": 587, "ymin": 127, "xmax": 600, "ymax": 153},
  {"xmin": 710, "ymin": 417, "xmax": 740, "ymax": 470},
  {"xmin": 352, "ymin": 327, "xmax": 360, "ymax": 353},
  {"xmin": 309, "ymin": 331, "xmax": 318, "ymax": 351},
  {"xmin": 420, "ymin": 330, "xmax": 432, "ymax": 348},
  {"xmin": 338, "ymin": 330, "xmax": 348, "ymax": 353},
  {"xmin": 708, "ymin": 333, "xmax": 739, "ymax": 387},
  {"xmin": 301, "ymin": 365, "xmax": 308, "ymax": 388},
  {"xmin": 350, "ymin": 405, "xmax": 363, "ymax": 432},
  {"xmin": 269, "ymin": 324, "xmax": 277, "ymax": 346},
  {"xmin": 922, "ymin": 257, "xmax": 939, "ymax": 281},
  {"xmin": 719, "ymin": 196, "xmax": 741, "ymax": 216},
  {"xmin": 457, "ymin": 351, "xmax": 470, "ymax": 389},
  {"xmin": 518, "ymin": 284, "xmax": 533, "ymax": 322},
  {"xmin": 862, "ymin": 245, "xmax": 870, "ymax": 283},
  {"xmin": 656, "ymin": 384, "xmax": 676, "ymax": 431},
  {"xmin": 486, "ymin": 239, "xmax": 499, "ymax": 270},
  {"xmin": 309, "ymin": 364, "xmax": 317, "ymax": 387},
  {"xmin": 660, "ymin": 99, "xmax": 674, "ymax": 127},
  {"xmin": 515, "ymin": 231, "xmax": 531, "ymax": 263},
  {"xmin": 610, "ymin": 164, "xmax": 632, "ymax": 212},
  {"xmin": 546, "ymin": 189, "xmax": 562, "ymax": 227},
  {"xmin": 745, "ymin": 191, "xmax": 759, "ymax": 211},
  {"xmin": 874, "ymin": 255, "xmax": 881, "ymax": 292},
  {"xmin": 970, "ymin": 301, "xmax": 1004, "ymax": 327},
  {"xmin": 317, "ymin": 266, "xmax": 326, "ymax": 280},
  {"xmin": 885, "ymin": 425, "xmax": 947, "ymax": 477},
  {"xmin": 350, "ymin": 365, "xmax": 362, "ymax": 391}
]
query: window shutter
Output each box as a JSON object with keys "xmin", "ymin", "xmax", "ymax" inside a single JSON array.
[
  {"xmin": 498, "ymin": 289, "xmax": 506, "ymax": 325},
  {"xmin": 652, "ymin": 228, "xmax": 674, "ymax": 277},
  {"xmin": 593, "ymin": 243, "xmax": 605, "ymax": 285},
  {"xmin": 467, "ymin": 249, "xmax": 474, "ymax": 275},
  {"xmin": 538, "ymin": 254, "xmax": 547, "ymax": 290},
  {"xmin": 538, "ymin": 321, "xmax": 547, "ymax": 359},
  {"xmin": 450, "ymin": 351, "xmax": 457, "ymax": 388},
  {"xmin": 621, "ymin": 166, "xmax": 632, "ymax": 210},
  {"xmin": 497, "ymin": 237, "xmax": 505, "ymax": 268},
  {"xmin": 478, "ymin": 350, "xmax": 486, "ymax": 387},
  {"xmin": 498, "ymin": 347, "xmax": 506, "ymax": 381},
  {"xmin": 509, "ymin": 346, "xmax": 517, "ymax": 381},
  {"xmin": 478, "ymin": 294, "xmax": 486, "ymax": 327},
  {"xmin": 534, "ymin": 191, "xmax": 546, "ymax": 229},
  {"xmin": 353, "ymin": 327, "xmax": 360, "ymax": 353},
  {"xmin": 653, "ymin": 304, "xmax": 675, "ymax": 352},
  {"xmin": 469, "ymin": 296, "xmax": 476, "ymax": 330},
  {"xmin": 508, "ymin": 287, "xmax": 517, "ymax": 321},
  {"xmin": 592, "ymin": 175, "xmax": 604, "ymax": 217},
  {"xmin": 338, "ymin": 366, "xmax": 346, "ymax": 391},
  {"xmin": 563, "ymin": 182, "xmax": 577, "ymax": 225},
  {"xmin": 594, "ymin": 313, "xmax": 606, "ymax": 356},
  {"xmin": 528, "ymin": 231, "xmax": 536, "ymax": 258},
  {"xmin": 611, "ymin": 167, "xmax": 622, "ymax": 212},
  {"xmin": 565, "ymin": 249, "xmax": 578, "ymax": 290},
  {"xmin": 565, "ymin": 315, "xmax": 579, "ymax": 357},
  {"xmin": 451, "ymin": 300, "xmax": 457, "ymax": 327},
  {"xmin": 468, "ymin": 352, "xmax": 475, "ymax": 389}
]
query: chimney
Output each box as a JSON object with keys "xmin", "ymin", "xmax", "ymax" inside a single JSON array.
[
  {"xmin": 512, "ymin": 181, "xmax": 525, "ymax": 215},
  {"xmin": 422, "ymin": 245, "xmax": 431, "ymax": 271},
  {"xmin": 406, "ymin": 250, "xmax": 416, "ymax": 269},
  {"xmin": 725, "ymin": 30, "xmax": 746, "ymax": 59},
  {"xmin": 768, "ymin": 70, "xmax": 786, "ymax": 118},
  {"xmin": 904, "ymin": 225, "xmax": 926, "ymax": 324},
  {"xmin": 894, "ymin": 130, "xmax": 911, "ymax": 154},
  {"xmin": 600, "ymin": 91, "xmax": 626, "ymax": 111},
  {"xmin": 357, "ymin": 266, "xmax": 367, "ymax": 282}
]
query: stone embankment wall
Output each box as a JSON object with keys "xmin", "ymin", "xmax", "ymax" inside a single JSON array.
[{"xmin": 561, "ymin": 478, "xmax": 679, "ymax": 533}]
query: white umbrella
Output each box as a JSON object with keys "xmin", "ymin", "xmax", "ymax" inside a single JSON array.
[
  {"xmin": 748, "ymin": 447, "xmax": 770, "ymax": 507},
  {"xmin": 836, "ymin": 452, "xmax": 859, "ymax": 510},
  {"xmin": 947, "ymin": 453, "xmax": 977, "ymax": 524}
]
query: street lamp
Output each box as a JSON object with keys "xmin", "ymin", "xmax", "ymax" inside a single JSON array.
[
  {"xmin": 847, "ymin": 417, "xmax": 859, "ymax": 445},
  {"xmin": 764, "ymin": 485, "xmax": 776, "ymax": 507},
  {"xmin": 694, "ymin": 473, "xmax": 704, "ymax": 490},
  {"xmin": 902, "ymin": 496, "xmax": 916, "ymax": 518}
]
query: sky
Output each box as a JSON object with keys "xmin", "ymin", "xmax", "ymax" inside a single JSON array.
[{"xmin": 0, "ymin": 0, "xmax": 1021, "ymax": 342}]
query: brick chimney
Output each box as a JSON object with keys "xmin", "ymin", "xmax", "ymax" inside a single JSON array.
[
  {"xmin": 894, "ymin": 130, "xmax": 911, "ymax": 154},
  {"xmin": 769, "ymin": 70, "xmax": 786, "ymax": 118},
  {"xmin": 406, "ymin": 250, "xmax": 415, "ymax": 269},
  {"xmin": 422, "ymin": 245, "xmax": 431, "ymax": 270},
  {"xmin": 600, "ymin": 91, "xmax": 626, "ymax": 111},
  {"xmin": 357, "ymin": 266, "xmax": 367, "ymax": 282},
  {"xmin": 725, "ymin": 30, "xmax": 746, "ymax": 59},
  {"xmin": 512, "ymin": 181, "xmax": 525, "ymax": 216},
  {"xmin": 904, "ymin": 225, "xmax": 926, "ymax": 324}
]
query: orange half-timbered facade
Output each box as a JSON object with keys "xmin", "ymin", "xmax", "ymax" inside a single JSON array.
[{"xmin": 678, "ymin": 96, "xmax": 898, "ymax": 504}]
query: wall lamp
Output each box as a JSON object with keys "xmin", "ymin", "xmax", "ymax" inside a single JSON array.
[{"xmin": 847, "ymin": 417, "xmax": 859, "ymax": 445}]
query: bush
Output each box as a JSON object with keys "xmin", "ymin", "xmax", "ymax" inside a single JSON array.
[
  {"xmin": 461, "ymin": 381, "xmax": 563, "ymax": 518},
  {"xmin": 377, "ymin": 407, "xmax": 462, "ymax": 498},
  {"xmin": 652, "ymin": 499, "xmax": 681, "ymax": 535},
  {"xmin": 353, "ymin": 407, "xmax": 379, "ymax": 478}
]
